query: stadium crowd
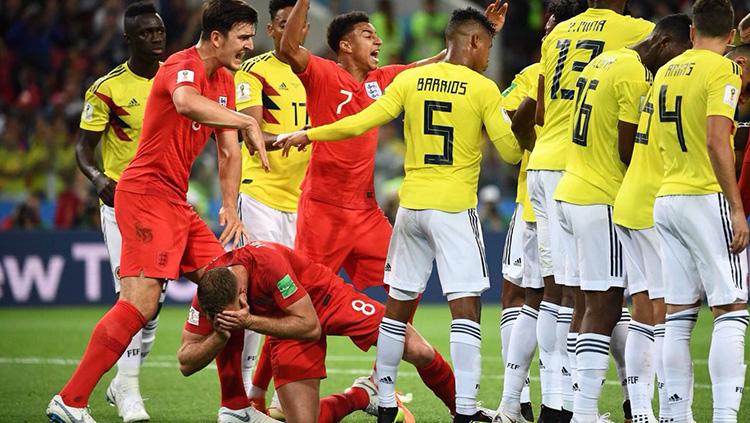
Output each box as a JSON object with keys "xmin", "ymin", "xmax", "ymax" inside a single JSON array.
[{"xmin": 0, "ymin": 0, "xmax": 716, "ymax": 231}]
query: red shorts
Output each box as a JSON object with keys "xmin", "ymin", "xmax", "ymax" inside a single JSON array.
[
  {"xmin": 115, "ymin": 190, "xmax": 224, "ymax": 280},
  {"xmin": 295, "ymin": 194, "xmax": 391, "ymax": 290}
]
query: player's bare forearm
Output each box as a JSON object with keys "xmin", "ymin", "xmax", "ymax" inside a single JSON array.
[
  {"xmin": 738, "ymin": 158, "xmax": 750, "ymax": 217},
  {"xmin": 217, "ymin": 294, "xmax": 321, "ymax": 341},
  {"xmin": 238, "ymin": 106, "xmax": 281, "ymax": 150},
  {"xmin": 708, "ymin": 116, "xmax": 744, "ymax": 212},
  {"xmin": 173, "ymin": 86, "xmax": 254, "ymax": 130},
  {"xmin": 216, "ymin": 132, "xmax": 242, "ymax": 212},
  {"xmin": 535, "ymin": 75, "xmax": 546, "ymax": 126},
  {"xmin": 511, "ymin": 97, "xmax": 537, "ymax": 151},
  {"xmin": 617, "ymin": 121, "xmax": 638, "ymax": 165},
  {"xmin": 75, "ymin": 130, "xmax": 105, "ymax": 181},
  {"xmin": 278, "ymin": 0, "xmax": 310, "ymax": 73},
  {"xmin": 414, "ymin": 49, "xmax": 447, "ymax": 67},
  {"xmin": 177, "ymin": 330, "xmax": 228, "ymax": 376}
]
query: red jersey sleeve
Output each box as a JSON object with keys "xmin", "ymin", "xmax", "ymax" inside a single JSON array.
[
  {"xmin": 256, "ymin": 250, "xmax": 309, "ymax": 311},
  {"xmin": 162, "ymin": 54, "xmax": 206, "ymax": 96},
  {"xmin": 296, "ymin": 55, "xmax": 335, "ymax": 102},
  {"xmin": 739, "ymin": 138, "xmax": 750, "ymax": 217},
  {"xmin": 184, "ymin": 294, "xmax": 214, "ymax": 336},
  {"xmin": 377, "ymin": 63, "xmax": 416, "ymax": 86}
]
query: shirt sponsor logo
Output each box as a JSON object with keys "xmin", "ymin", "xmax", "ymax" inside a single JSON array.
[
  {"xmin": 219, "ymin": 96, "xmax": 227, "ymax": 107},
  {"xmin": 724, "ymin": 84, "xmax": 739, "ymax": 108},
  {"xmin": 188, "ymin": 307, "xmax": 200, "ymax": 325},
  {"xmin": 82, "ymin": 102, "xmax": 94, "ymax": 122},
  {"xmin": 365, "ymin": 81, "xmax": 383, "ymax": 99},
  {"xmin": 276, "ymin": 274, "xmax": 297, "ymax": 299},
  {"xmin": 177, "ymin": 70, "xmax": 195, "ymax": 83},
  {"xmin": 237, "ymin": 83, "xmax": 251, "ymax": 102}
]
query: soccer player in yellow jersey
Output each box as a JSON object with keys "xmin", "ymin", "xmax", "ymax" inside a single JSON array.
[
  {"xmin": 553, "ymin": 15, "xmax": 692, "ymax": 423},
  {"xmin": 652, "ymin": 2, "xmax": 750, "ymax": 422},
  {"xmin": 277, "ymin": 8, "xmax": 518, "ymax": 422},
  {"xmin": 232, "ymin": 1, "xmax": 311, "ymax": 416},
  {"xmin": 74, "ymin": 3, "xmax": 165, "ymax": 422},
  {"xmin": 527, "ymin": 2, "xmax": 654, "ymax": 419}
]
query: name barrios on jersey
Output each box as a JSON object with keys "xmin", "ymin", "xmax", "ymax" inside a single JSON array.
[{"xmin": 416, "ymin": 77, "xmax": 468, "ymax": 95}]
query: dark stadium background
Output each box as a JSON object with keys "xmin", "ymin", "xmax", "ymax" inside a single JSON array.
[{"xmin": 1, "ymin": 0, "xmax": 748, "ymax": 307}]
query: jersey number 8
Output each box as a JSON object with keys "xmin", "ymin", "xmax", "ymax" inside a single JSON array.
[{"xmin": 351, "ymin": 300, "xmax": 377, "ymax": 316}]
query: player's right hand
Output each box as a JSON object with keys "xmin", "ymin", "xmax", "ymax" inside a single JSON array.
[
  {"xmin": 730, "ymin": 208, "xmax": 749, "ymax": 253},
  {"xmin": 93, "ymin": 174, "xmax": 116, "ymax": 207},
  {"xmin": 242, "ymin": 119, "xmax": 271, "ymax": 172},
  {"xmin": 218, "ymin": 206, "xmax": 247, "ymax": 249},
  {"xmin": 274, "ymin": 131, "xmax": 311, "ymax": 157}
]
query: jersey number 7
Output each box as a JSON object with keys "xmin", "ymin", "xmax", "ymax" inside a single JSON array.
[{"xmin": 423, "ymin": 100, "xmax": 454, "ymax": 165}]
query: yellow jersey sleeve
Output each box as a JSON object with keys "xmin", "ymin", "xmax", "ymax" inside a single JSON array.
[
  {"xmin": 502, "ymin": 63, "xmax": 540, "ymax": 111},
  {"xmin": 235, "ymin": 68, "xmax": 263, "ymax": 111},
  {"xmin": 80, "ymin": 81, "xmax": 112, "ymax": 132},
  {"xmin": 707, "ymin": 62, "xmax": 742, "ymax": 120},
  {"xmin": 616, "ymin": 67, "xmax": 651, "ymax": 125},
  {"xmin": 484, "ymin": 83, "xmax": 521, "ymax": 165}
]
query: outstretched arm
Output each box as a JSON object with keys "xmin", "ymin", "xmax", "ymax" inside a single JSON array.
[{"xmin": 278, "ymin": 0, "xmax": 311, "ymax": 73}]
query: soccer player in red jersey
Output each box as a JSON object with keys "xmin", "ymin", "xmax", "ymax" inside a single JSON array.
[
  {"xmin": 46, "ymin": 1, "xmax": 269, "ymax": 422},
  {"xmin": 178, "ymin": 241, "xmax": 460, "ymax": 423}
]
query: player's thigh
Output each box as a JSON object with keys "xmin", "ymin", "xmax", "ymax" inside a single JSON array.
[
  {"xmin": 318, "ymin": 283, "xmax": 385, "ymax": 350},
  {"xmin": 556, "ymin": 201, "xmax": 580, "ymax": 288},
  {"xmin": 429, "ymin": 208, "xmax": 490, "ymax": 296},
  {"xmin": 616, "ymin": 225, "xmax": 649, "ymax": 297},
  {"xmin": 276, "ymin": 378, "xmax": 321, "ymax": 423},
  {"xmin": 679, "ymin": 194, "xmax": 748, "ymax": 307},
  {"xmin": 522, "ymin": 222, "xmax": 544, "ymax": 289},
  {"xmin": 295, "ymin": 195, "xmax": 353, "ymax": 272},
  {"xmin": 566, "ymin": 203, "xmax": 624, "ymax": 292},
  {"xmin": 653, "ymin": 197, "xmax": 702, "ymax": 306},
  {"xmin": 115, "ymin": 191, "xmax": 190, "ymax": 281},
  {"xmin": 638, "ymin": 227, "xmax": 665, "ymax": 300},
  {"xmin": 502, "ymin": 204, "xmax": 525, "ymax": 286},
  {"xmin": 100, "ymin": 204, "xmax": 123, "ymax": 293},
  {"xmin": 528, "ymin": 170, "xmax": 565, "ymax": 281},
  {"xmin": 346, "ymin": 207, "xmax": 392, "ymax": 290},
  {"xmin": 269, "ymin": 337, "xmax": 328, "ymax": 390},
  {"xmin": 181, "ymin": 209, "xmax": 225, "ymax": 276},
  {"xmin": 238, "ymin": 193, "xmax": 285, "ymax": 245},
  {"xmin": 383, "ymin": 207, "xmax": 435, "ymax": 294}
]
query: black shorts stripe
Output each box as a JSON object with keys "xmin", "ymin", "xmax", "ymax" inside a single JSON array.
[
  {"xmin": 607, "ymin": 206, "xmax": 623, "ymax": 278},
  {"xmin": 468, "ymin": 209, "xmax": 488, "ymax": 277},
  {"xmin": 718, "ymin": 194, "xmax": 742, "ymax": 289},
  {"xmin": 503, "ymin": 207, "xmax": 518, "ymax": 266}
]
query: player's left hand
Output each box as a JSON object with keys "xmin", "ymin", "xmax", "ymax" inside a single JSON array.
[
  {"xmin": 218, "ymin": 206, "xmax": 248, "ymax": 248},
  {"xmin": 484, "ymin": 0, "xmax": 508, "ymax": 33},
  {"xmin": 730, "ymin": 208, "xmax": 749, "ymax": 253},
  {"xmin": 216, "ymin": 293, "xmax": 253, "ymax": 331},
  {"xmin": 273, "ymin": 131, "xmax": 311, "ymax": 157}
]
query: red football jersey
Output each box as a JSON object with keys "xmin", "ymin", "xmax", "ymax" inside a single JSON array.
[
  {"xmin": 118, "ymin": 46, "xmax": 235, "ymax": 203},
  {"xmin": 298, "ymin": 55, "xmax": 412, "ymax": 209}
]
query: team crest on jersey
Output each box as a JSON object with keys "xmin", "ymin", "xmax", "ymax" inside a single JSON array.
[
  {"xmin": 365, "ymin": 81, "xmax": 383, "ymax": 99},
  {"xmin": 237, "ymin": 83, "xmax": 251, "ymax": 101},
  {"xmin": 177, "ymin": 70, "xmax": 194, "ymax": 83},
  {"xmin": 219, "ymin": 96, "xmax": 228, "ymax": 107}
]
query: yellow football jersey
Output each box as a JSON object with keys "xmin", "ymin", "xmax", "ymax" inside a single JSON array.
[
  {"xmin": 555, "ymin": 48, "xmax": 652, "ymax": 205},
  {"xmin": 655, "ymin": 49, "xmax": 741, "ymax": 196},
  {"xmin": 79, "ymin": 62, "xmax": 153, "ymax": 181},
  {"xmin": 528, "ymin": 8, "xmax": 654, "ymax": 171},
  {"xmin": 307, "ymin": 62, "xmax": 521, "ymax": 212},
  {"xmin": 235, "ymin": 51, "xmax": 311, "ymax": 212},
  {"xmin": 502, "ymin": 62, "xmax": 541, "ymax": 222},
  {"xmin": 613, "ymin": 89, "xmax": 662, "ymax": 229}
]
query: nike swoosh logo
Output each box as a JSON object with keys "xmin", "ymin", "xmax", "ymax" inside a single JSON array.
[
  {"xmin": 53, "ymin": 399, "xmax": 85, "ymax": 423},
  {"xmin": 220, "ymin": 410, "xmax": 251, "ymax": 422}
]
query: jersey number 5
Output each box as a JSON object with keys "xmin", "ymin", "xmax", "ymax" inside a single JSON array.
[
  {"xmin": 658, "ymin": 85, "xmax": 687, "ymax": 152},
  {"xmin": 423, "ymin": 100, "xmax": 454, "ymax": 165}
]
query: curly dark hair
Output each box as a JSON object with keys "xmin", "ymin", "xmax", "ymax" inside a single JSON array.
[
  {"xmin": 200, "ymin": 0, "xmax": 258, "ymax": 40},
  {"xmin": 326, "ymin": 11, "xmax": 370, "ymax": 53},
  {"xmin": 269, "ymin": 0, "xmax": 296, "ymax": 20},
  {"xmin": 446, "ymin": 7, "xmax": 496, "ymax": 38},
  {"xmin": 548, "ymin": 0, "xmax": 588, "ymax": 23}
]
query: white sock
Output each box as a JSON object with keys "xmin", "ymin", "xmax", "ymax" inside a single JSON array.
[
  {"xmin": 710, "ymin": 310, "xmax": 749, "ymax": 423},
  {"xmin": 611, "ymin": 307, "xmax": 631, "ymax": 402},
  {"xmin": 653, "ymin": 324, "xmax": 670, "ymax": 421},
  {"xmin": 376, "ymin": 317, "xmax": 407, "ymax": 409},
  {"xmin": 567, "ymin": 332, "xmax": 579, "ymax": 409},
  {"xmin": 140, "ymin": 314, "xmax": 159, "ymax": 363},
  {"xmin": 537, "ymin": 301, "xmax": 562, "ymax": 410},
  {"xmin": 557, "ymin": 306, "xmax": 574, "ymax": 411},
  {"xmin": 241, "ymin": 330, "xmax": 262, "ymax": 396},
  {"xmin": 501, "ymin": 305, "xmax": 538, "ymax": 413},
  {"xmin": 451, "ymin": 319, "xmax": 482, "ymax": 417},
  {"xmin": 501, "ymin": 307, "xmax": 520, "ymax": 363},
  {"xmin": 626, "ymin": 320, "xmax": 655, "ymax": 417},
  {"xmin": 663, "ymin": 308, "xmax": 698, "ymax": 422},
  {"xmin": 117, "ymin": 329, "xmax": 143, "ymax": 382},
  {"xmin": 574, "ymin": 333, "xmax": 611, "ymax": 420}
]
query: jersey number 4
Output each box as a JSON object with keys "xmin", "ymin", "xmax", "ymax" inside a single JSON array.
[
  {"xmin": 423, "ymin": 100, "xmax": 454, "ymax": 165},
  {"xmin": 658, "ymin": 85, "xmax": 687, "ymax": 152}
]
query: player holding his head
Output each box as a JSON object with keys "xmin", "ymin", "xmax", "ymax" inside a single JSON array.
[
  {"xmin": 74, "ymin": 2, "xmax": 166, "ymax": 421},
  {"xmin": 278, "ymin": 6, "xmax": 520, "ymax": 422},
  {"xmin": 178, "ymin": 241, "xmax": 459, "ymax": 423},
  {"xmin": 495, "ymin": 1, "xmax": 588, "ymax": 421},
  {"xmin": 47, "ymin": 1, "xmax": 269, "ymax": 422},
  {"xmin": 653, "ymin": 1, "xmax": 750, "ymax": 422},
  {"xmin": 527, "ymin": 1, "xmax": 654, "ymax": 420},
  {"xmin": 552, "ymin": 14, "xmax": 692, "ymax": 423},
  {"xmin": 232, "ymin": 0, "xmax": 311, "ymax": 414}
]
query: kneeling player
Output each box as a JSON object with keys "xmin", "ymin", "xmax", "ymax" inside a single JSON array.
[{"xmin": 177, "ymin": 241, "xmax": 462, "ymax": 423}]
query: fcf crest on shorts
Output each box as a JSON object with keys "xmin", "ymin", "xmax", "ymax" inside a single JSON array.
[
  {"xmin": 365, "ymin": 81, "xmax": 382, "ymax": 99},
  {"xmin": 219, "ymin": 96, "xmax": 228, "ymax": 107}
]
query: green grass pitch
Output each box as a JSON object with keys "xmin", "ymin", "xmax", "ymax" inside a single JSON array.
[{"xmin": 0, "ymin": 305, "xmax": 747, "ymax": 422}]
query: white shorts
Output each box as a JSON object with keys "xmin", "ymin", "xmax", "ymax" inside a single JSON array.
[
  {"xmin": 527, "ymin": 170, "xmax": 566, "ymax": 283},
  {"xmin": 616, "ymin": 226, "xmax": 664, "ymax": 299},
  {"xmin": 557, "ymin": 202, "xmax": 625, "ymax": 292},
  {"xmin": 654, "ymin": 194, "xmax": 748, "ymax": 307},
  {"xmin": 238, "ymin": 193, "xmax": 297, "ymax": 248},
  {"xmin": 384, "ymin": 207, "xmax": 490, "ymax": 296},
  {"xmin": 522, "ymin": 222, "xmax": 544, "ymax": 289},
  {"xmin": 502, "ymin": 204, "xmax": 524, "ymax": 286}
]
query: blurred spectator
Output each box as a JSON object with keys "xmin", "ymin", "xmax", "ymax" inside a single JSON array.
[
  {"xmin": 1, "ymin": 192, "xmax": 43, "ymax": 230},
  {"xmin": 370, "ymin": 0, "xmax": 403, "ymax": 64},
  {"xmin": 478, "ymin": 185, "xmax": 503, "ymax": 232},
  {"xmin": 406, "ymin": 0, "xmax": 448, "ymax": 62}
]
